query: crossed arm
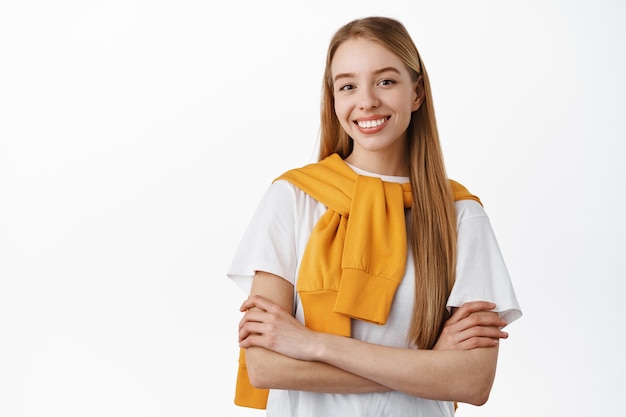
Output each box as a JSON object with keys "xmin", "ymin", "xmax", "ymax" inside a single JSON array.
[{"xmin": 238, "ymin": 271, "xmax": 509, "ymax": 406}]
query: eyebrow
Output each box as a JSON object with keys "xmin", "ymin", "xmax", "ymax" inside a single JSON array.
[{"xmin": 333, "ymin": 66, "xmax": 402, "ymax": 83}]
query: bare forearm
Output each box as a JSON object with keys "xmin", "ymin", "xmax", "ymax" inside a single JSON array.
[
  {"xmin": 245, "ymin": 346, "xmax": 390, "ymax": 394},
  {"xmin": 240, "ymin": 287, "xmax": 500, "ymax": 404},
  {"xmin": 314, "ymin": 333, "xmax": 499, "ymax": 405}
]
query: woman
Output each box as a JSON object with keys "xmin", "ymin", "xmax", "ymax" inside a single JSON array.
[{"xmin": 228, "ymin": 16, "xmax": 521, "ymax": 416}]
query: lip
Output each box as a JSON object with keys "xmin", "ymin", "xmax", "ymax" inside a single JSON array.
[{"xmin": 353, "ymin": 116, "xmax": 390, "ymax": 133}]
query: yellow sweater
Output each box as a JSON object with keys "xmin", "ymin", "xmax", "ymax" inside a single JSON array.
[{"xmin": 235, "ymin": 153, "xmax": 481, "ymax": 409}]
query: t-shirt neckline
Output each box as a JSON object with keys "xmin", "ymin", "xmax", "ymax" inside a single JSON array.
[{"xmin": 345, "ymin": 162, "xmax": 410, "ymax": 184}]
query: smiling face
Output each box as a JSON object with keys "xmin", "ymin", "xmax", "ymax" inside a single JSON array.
[{"xmin": 331, "ymin": 37, "xmax": 423, "ymax": 175}]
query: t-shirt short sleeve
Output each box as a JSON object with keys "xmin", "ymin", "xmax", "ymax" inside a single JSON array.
[
  {"xmin": 447, "ymin": 200, "xmax": 522, "ymax": 325},
  {"xmin": 227, "ymin": 181, "xmax": 298, "ymax": 294}
]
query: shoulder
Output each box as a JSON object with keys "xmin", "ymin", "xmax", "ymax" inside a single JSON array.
[
  {"xmin": 271, "ymin": 179, "xmax": 329, "ymax": 206},
  {"xmin": 261, "ymin": 180, "xmax": 327, "ymax": 218},
  {"xmin": 454, "ymin": 198, "xmax": 488, "ymax": 221},
  {"xmin": 259, "ymin": 178, "xmax": 314, "ymax": 204},
  {"xmin": 265, "ymin": 179, "xmax": 298, "ymax": 202}
]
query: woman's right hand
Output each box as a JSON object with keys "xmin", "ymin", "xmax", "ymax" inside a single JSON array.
[
  {"xmin": 434, "ymin": 301, "xmax": 508, "ymax": 350},
  {"xmin": 239, "ymin": 294, "xmax": 321, "ymax": 362}
]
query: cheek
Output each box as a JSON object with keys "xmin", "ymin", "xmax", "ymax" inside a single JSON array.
[
  {"xmin": 333, "ymin": 100, "xmax": 352, "ymax": 127},
  {"xmin": 333, "ymin": 98, "xmax": 347, "ymax": 119}
]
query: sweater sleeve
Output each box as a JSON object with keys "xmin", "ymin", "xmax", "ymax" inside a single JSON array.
[
  {"xmin": 447, "ymin": 200, "xmax": 522, "ymax": 325},
  {"xmin": 227, "ymin": 181, "xmax": 298, "ymax": 294}
]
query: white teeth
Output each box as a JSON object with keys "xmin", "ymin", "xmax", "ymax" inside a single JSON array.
[{"xmin": 357, "ymin": 118, "xmax": 386, "ymax": 128}]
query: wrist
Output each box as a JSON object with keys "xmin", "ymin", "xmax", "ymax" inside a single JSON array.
[{"xmin": 310, "ymin": 331, "xmax": 332, "ymax": 362}]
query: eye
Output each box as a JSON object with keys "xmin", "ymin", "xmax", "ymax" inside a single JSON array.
[
  {"xmin": 338, "ymin": 83, "xmax": 355, "ymax": 92},
  {"xmin": 378, "ymin": 79, "xmax": 396, "ymax": 86}
]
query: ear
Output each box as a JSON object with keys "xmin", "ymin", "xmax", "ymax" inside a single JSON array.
[{"xmin": 411, "ymin": 75, "xmax": 425, "ymax": 112}]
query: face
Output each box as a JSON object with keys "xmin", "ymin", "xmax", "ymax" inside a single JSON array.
[{"xmin": 331, "ymin": 37, "xmax": 423, "ymax": 172}]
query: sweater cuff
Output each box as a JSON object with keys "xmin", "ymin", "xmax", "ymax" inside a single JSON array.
[{"xmin": 334, "ymin": 268, "xmax": 400, "ymax": 325}]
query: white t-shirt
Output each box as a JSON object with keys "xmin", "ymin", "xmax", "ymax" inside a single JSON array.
[{"xmin": 228, "ymin": 167, "xmax": 522, "ymax": 417}]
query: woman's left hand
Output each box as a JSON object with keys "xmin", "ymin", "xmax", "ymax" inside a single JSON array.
[
  {"xmin": 434, "ymin": 301, "xmax": 508, "ymax": 350},
  {"xmin": 239, "ymin": 294, "xmax": 319, "ymax": 361}
]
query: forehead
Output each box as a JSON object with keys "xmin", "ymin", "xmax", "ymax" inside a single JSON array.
[{"xmin": 331, "ymin": 37, "xmax": 406, "ymax": 76}]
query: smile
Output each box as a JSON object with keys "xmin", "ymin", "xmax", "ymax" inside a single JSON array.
[{"xmin": 356, "ymin": 117, "xmax": 388, "ymax": 129}]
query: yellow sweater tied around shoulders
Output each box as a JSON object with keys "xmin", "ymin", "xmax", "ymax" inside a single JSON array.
[{"xmin": 235, "ymin": 153, "xmax": 481, "ymax": 409}]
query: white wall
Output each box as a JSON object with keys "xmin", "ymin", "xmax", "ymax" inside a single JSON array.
[{"xmin": 1, "ymin": 1, "xmax": 624, "ymax": 416}]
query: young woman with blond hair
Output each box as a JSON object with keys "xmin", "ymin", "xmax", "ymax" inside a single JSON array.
[{"xmin": 228, "ymin": 16, "xmax": 521, "ymax": 417}]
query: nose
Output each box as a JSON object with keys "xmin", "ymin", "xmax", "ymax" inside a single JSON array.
[{"xmin": 358, "ymin": 87, "xmax": 379, "ymax": 110}]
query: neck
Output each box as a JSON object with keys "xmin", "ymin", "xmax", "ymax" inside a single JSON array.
[{"xmin": 344, "ymin": 149, "xmax": 408, "ymax": 177}]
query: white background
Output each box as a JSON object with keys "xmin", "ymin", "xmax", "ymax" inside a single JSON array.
[{"xmin": 1, "ymin": 1, "xmax": 624, "ymax": 416}]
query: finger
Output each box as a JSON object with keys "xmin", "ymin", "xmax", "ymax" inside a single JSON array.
[
  {"xmin": 437, "ymin": 316, "xmax": 508, "ymax": 349},
  {"xmin": 447, "ymin": 311, "xmax": 507, "ymax": 334},
  {"xmin": 451, "ymin": 318, "xmax": 508, "ymax": 338},
  {"xmin": 240, "ymin": 295, "xmax": 266, "ymax": 312},
  {"xmin": 462, "ymin": 312, "xmax": 508, "ymax": 329},
  {"xmin": 238, "ymin": 310, "xmax": 268, "ymax": 330},
  {"xmin": 238, "ymin": 321, "xmax": 267, "ymax": 343},
  {"xmin": 239, "ymin": 333, "xmax": 267, "ymax": 349},
  {"xmin": 457, "ymin": 336, "xmax": 501, "ymax": 350},
  {"xmin": 461, "ymin": 325, "xmax": 509, "ymax": 341},
  {"xmin": 448, "ymin": 301, "xmax": 496, "ymax": 324},
  {"xmin": 441, "ymin": 323, "xmax": 507, "ymax": 348},
  {"xmin": 240, "ymin": 294, "xmax": 281, "ymax": 313}
]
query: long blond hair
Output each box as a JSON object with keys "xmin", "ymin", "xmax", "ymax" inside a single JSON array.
[{"xmin": 319, "ymin": 17, "xmax": 457, "ymax": 349}]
